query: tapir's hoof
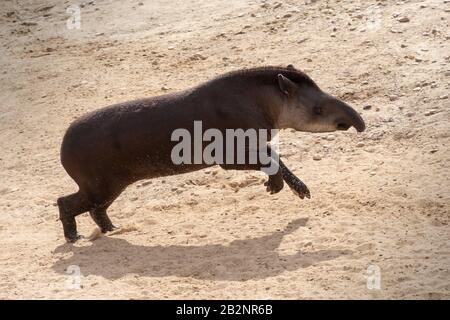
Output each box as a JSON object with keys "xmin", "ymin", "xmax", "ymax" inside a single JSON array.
[
  {"xmin": 101, "ymin": 224, "xmax": 120, "ymax": 234},
  {"xmin": 289, "ymin": 181, "xmax": 311, "ymax": 199},
  {"xmin": 65, "ymin": 233, "xmax": 84, "ymax": 243},
  {"xmin": 264, "ymin": 176, "xmax": 284, "ymax": 194}
]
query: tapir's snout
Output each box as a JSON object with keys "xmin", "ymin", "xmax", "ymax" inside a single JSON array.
[{"xmin": 334, "ymin": 101, "xmax": 366, "ymax": 132}]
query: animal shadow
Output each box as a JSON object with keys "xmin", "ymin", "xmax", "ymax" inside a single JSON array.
[{"xmin": 52, "ymin": 218, "xmax": 352, "ymax": 281}]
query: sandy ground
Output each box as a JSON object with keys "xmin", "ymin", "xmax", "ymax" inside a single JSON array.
[{"xmin": 0, "ymin": 0, "xmax": 449, "ymax": 299}]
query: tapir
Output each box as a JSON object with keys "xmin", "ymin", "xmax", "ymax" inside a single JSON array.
[{"xmin": 57, "ymin": 66, "xmax": 366, "ymax": 242}]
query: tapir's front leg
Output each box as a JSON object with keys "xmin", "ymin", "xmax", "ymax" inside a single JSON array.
[
  {"xmin": 219, "ymin": 145, "xmax": 310, "ymax": 198},
  {"xmin": 264, "ymin": 171, "xmax": 284, "ymax": 194},
  {"xmin": 278, "ymin": 159, "xmax": 311, "ymax": 199},
  {"xmin": 262, "ymin": 146, "xmax": 311, "ymax": 199}
]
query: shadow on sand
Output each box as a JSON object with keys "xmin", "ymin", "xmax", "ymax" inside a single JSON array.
[{"xmin": 52, "ymin": 218, "xmax": 352, "ymax": 281}]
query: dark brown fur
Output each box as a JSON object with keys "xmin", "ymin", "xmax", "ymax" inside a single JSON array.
[{"xmin": 57, "ymin": 66, "xmax": 364, "ymax": 242}]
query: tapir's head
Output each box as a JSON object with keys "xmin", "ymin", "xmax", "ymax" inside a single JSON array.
[{"xmin": 275, "ymin": 71, "xmax": 365, "ymax": 133}]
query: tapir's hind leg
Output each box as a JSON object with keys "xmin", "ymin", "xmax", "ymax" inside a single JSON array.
[
  {"xmin": 57, "ymin": 190, "xmax": 93, "ymax": 242},
  {"xmin": 87, "ymin": 181, "xmax": 125, "ymax": 234},
  {"xmin": 89, "ymin": 204, "xmax": 119, "ymax": 234},
  {"xmin": 58, "ymin": 179, "xmax": 124, "ymax": 242}
]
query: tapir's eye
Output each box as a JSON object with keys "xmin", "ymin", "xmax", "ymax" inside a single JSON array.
[{"xmin": 314, "ymin": 106, "xmax": 323, "ymax": 115}]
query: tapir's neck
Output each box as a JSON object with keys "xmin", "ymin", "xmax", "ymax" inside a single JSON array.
[{"xmin": 247, "ymin": 84, "xmax": 286, "ymax": 130}]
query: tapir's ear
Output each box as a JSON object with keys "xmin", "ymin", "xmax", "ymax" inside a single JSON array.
[{"xmin": 277, "ymin": 74, "xmax": 296, "ymax": 96}]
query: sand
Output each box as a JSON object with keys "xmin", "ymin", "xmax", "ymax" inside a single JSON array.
[{"xmin": 0, "ymin": 0, "xmax": 449, "ymax": 299}]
